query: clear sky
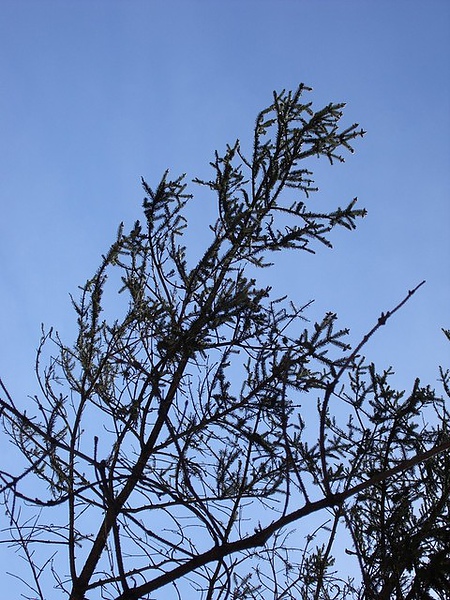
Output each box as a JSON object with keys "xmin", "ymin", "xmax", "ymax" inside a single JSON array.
[{"xmin": 0, "ymin": 0, "xmax": 449, "ymax": 595}]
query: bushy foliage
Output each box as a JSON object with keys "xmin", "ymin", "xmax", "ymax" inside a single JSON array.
[{"xmin": 1, "ymin": 85, "xmax": 449, "ymax": 600}]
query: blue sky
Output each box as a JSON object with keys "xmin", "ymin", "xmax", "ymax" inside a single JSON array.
[{"xmin": 0, "ymin": 0, "xmax": 449, "ymax": 594}]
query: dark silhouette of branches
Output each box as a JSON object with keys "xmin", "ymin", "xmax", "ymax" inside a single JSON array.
[{"xmin": 1, "ymin": 85, "xmax": 448, "ymax": 600}]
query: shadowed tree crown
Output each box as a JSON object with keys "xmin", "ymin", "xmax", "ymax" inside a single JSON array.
[{"xmin": 1, "ymin": 84, "xmax": 449, "ymax": 600}]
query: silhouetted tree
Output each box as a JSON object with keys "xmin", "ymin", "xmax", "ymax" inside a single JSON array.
[{"xmin": 1, "ymin": 84, "xmax": 449, "ymax": 600}]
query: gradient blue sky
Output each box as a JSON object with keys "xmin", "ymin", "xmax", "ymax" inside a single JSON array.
[{"xmin": 1, "ymin": 0, "xmax": 449, "ymax": 593}]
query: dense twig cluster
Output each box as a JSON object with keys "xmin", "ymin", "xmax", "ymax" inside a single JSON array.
[{"xmin": 1, "ymin": 85, "xmax": 449, "ymax": 600}]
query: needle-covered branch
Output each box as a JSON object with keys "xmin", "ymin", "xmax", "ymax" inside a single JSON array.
[{"xmin": 1, "ymin": 84, "xmax": 448, "ymax": 600}]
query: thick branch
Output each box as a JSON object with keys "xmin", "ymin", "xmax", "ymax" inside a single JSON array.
[{"xmin": 115, "ymin": 437, "xmax": 450, "ymax": 599}]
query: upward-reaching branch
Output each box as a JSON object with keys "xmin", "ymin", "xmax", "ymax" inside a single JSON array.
[{"xmin": 1, "ymin": 84, "xmax": 448, "ymax": 600}]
